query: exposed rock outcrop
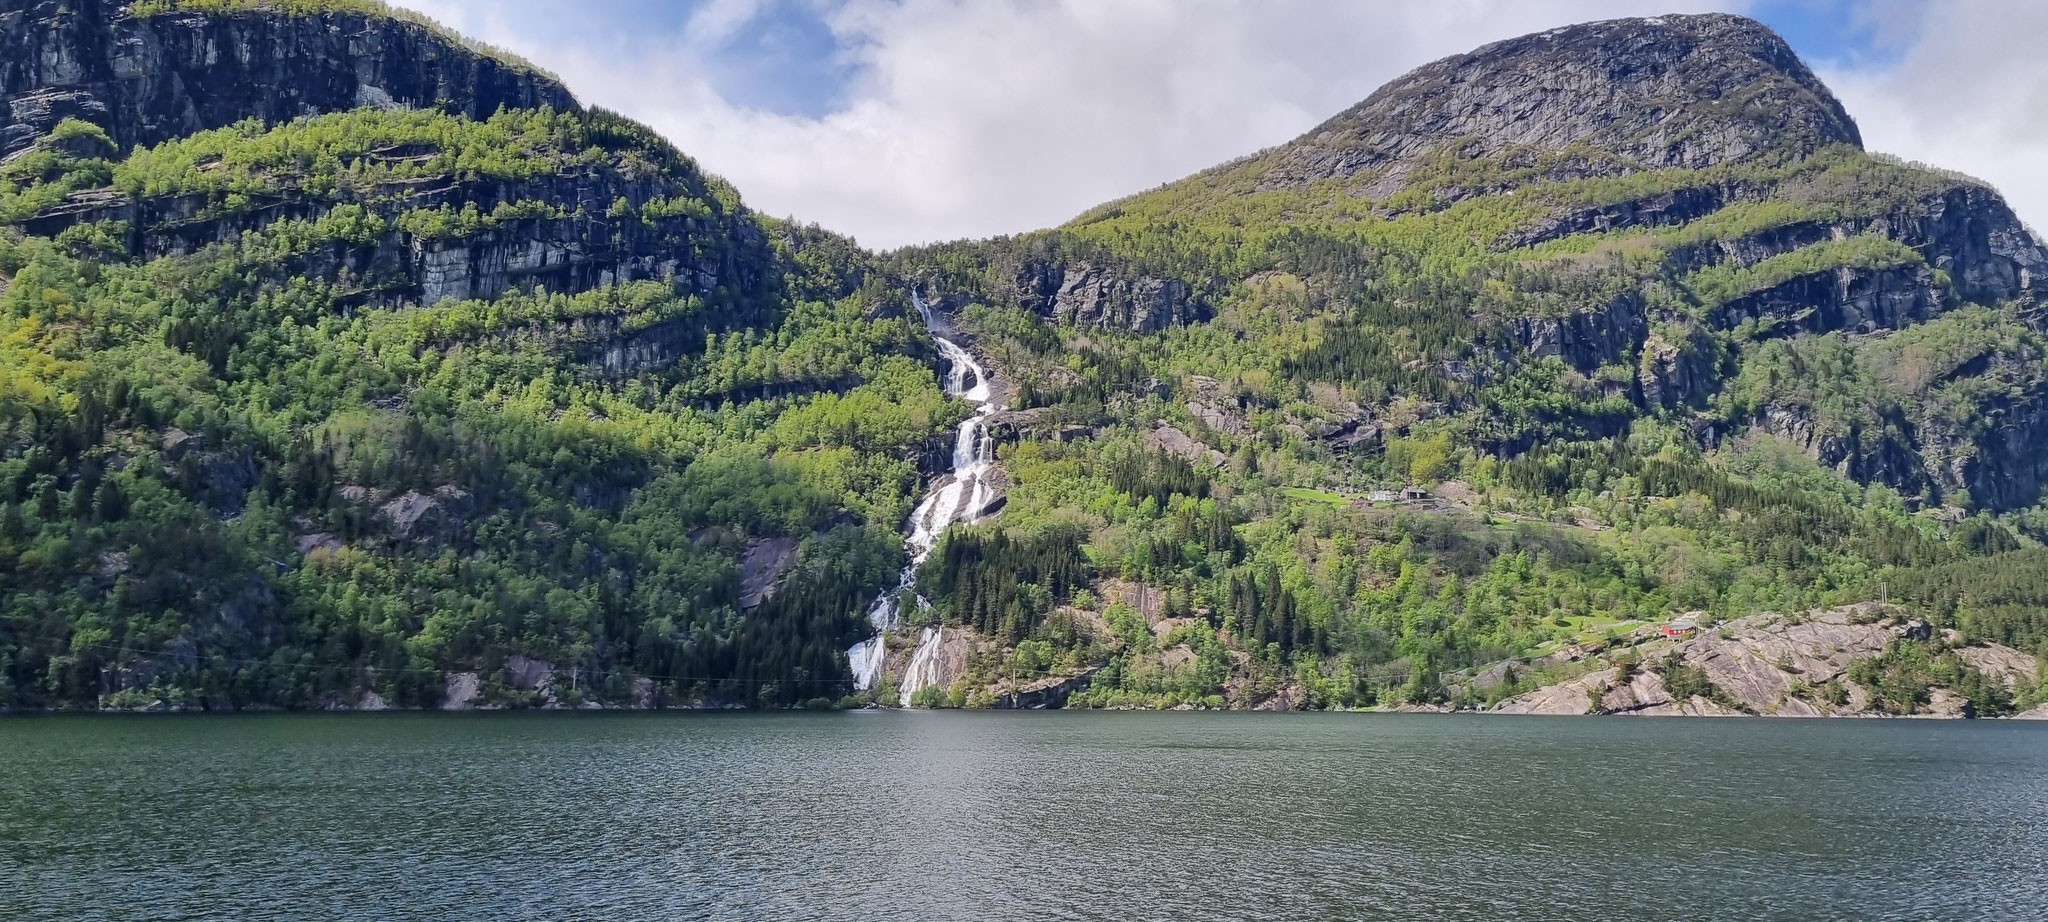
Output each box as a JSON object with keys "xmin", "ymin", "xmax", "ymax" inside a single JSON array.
[
  {"xmin": 1257, "ymin": 13, "xmax": 1860, "ymax": 188},
  {"xmin": 1497, "ymin": 186, "xmax": 1726, "ymax": 250},
  {"xmin": 1745, "ymin": 404, "xmax": 1931, "ymax": 499},
  {"xmin": 1493, "ymin": 605, "xmax": 2038, "ymax": 718},
  {"xmin": 1955, "ymin": 645, "xmax": 2041, "ymax": 692},
  {"xmin": 1504, "ymin": 293, "xmax": 1648, "ymax": 373},
  {"xmin": 24, "ymin": 155, "xmax": 769, "ymax": 320},
  {"xmin": 1636, "ymin": 322, "xmax": 1718, "ymax": 409},
  {"xmin": 1005, "ymin": 260, "xmax": 1207, "ymax": 332},
  {"xmin": 439, "ymin": 670, "xmax": 481, "ymax": 710},
  {"xmin": 1708, "ymin": 265, "xmax": 1945, "ymax": 338},
  {"xmin": 1866, "ymin": 184, "xmax": 2046, "ymax": 307},
  {"xmin": 1147, "ymin": 422, "xmax": 1226, "ymax": 469},
  {"xmin": 991, "ymin": 669, "xmax": 1096, "ymax": 709},
  {"xmin": 737, "ymin": 537, "xmax": 799, "ymax": 609},
  {"xmin": 1, "ymin": 0, "xmax": 577, "ymax": 158},
  {"xmin": 1952, "ymin": 391, "xmax": 2048, "ymax": 512}
]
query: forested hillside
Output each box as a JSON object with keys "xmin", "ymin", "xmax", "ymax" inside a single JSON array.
[
  {"xmin": 0, "ymin": 0, "xmax": 949, "ymax": 709},
  {"xmin": 880, "ymin": 14, "xmax": 2048, "ymax": 714},
  {"xmin": 2, "ymin": 4, "xmax": 2043, "ymax": 714}
]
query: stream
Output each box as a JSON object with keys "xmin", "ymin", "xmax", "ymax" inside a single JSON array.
[{"xmin": 847, "ymin": 294, "xmax": 1002, "ymax": 693}]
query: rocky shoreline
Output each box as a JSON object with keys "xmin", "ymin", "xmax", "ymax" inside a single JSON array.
[{"xmin": 1481, "ymin": 604, "xmax": 2042, "ymax": 719}]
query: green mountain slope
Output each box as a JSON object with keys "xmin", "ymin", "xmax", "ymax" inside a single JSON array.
[
  {"xmin": 0, "ymin": 0, "xmax": 951, "ymax": 709},
  {"xmin": 883, "ymin": 14, "xmax": 2048, "ymax": 713},
  {"xmin": 2, "ymin": 5, "xmax": 2043, "ymax": 714}
]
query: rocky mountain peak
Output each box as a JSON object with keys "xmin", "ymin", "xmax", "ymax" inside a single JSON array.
[{"xmin": 1260, "ymin": 13, "xmax": 1861, "ymax": 186}]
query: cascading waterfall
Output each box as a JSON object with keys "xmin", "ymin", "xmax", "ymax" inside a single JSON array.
[{"xmin": 846, "ymin": 293, "xmax": 1002, "ymax": 693}]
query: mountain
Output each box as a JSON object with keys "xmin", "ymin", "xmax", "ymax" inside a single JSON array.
[
  {"xmin": 1, "ymin": 5, "xmax": 2042, "ymax": 715},
  {"xmin": 0, "ymin": 0, "xmax": 943, "ymax": 710},
  {"xmin": 885, "ymin": 13, "xmax": 2048, "ymax": 713}
]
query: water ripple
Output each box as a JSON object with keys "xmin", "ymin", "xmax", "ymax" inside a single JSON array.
[{"xmin": 1, "ymin": 713, "xmax": 2044, "ymax": 921}]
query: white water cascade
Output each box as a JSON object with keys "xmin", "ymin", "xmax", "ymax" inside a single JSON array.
[{"xmin": 847, "ymin": 294, "xmax": 1003, "ymax": 692}]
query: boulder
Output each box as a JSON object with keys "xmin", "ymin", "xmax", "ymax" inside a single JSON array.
[
  {"xmin": 1147, "ymin": 423, "xmax": 1226, "ymax": 468},
  {"xmin": 440, "ymin": 671, "xmax": 481, "ymax": 710}
]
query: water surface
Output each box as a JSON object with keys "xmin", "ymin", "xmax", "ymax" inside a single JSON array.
[{"xmin": 3, "ymin": 713, "xmax": 2044, "ymax": 921}]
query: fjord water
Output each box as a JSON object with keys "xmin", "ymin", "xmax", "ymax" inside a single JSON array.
[{"xmin": 3, "ymin": 714, "xmax": 2044, "ymax": 921}]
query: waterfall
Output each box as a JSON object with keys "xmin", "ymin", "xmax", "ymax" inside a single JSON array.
[
  {"xmin": 846, "ymin": 293, "xmax": 1003, "ymax": 692},
  {"xmin": 898, "ymin": 625, "xmax": 946, "ymax": 701}
]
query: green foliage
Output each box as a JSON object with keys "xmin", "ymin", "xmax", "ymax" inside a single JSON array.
[
  {"xmin": 1837, "ymin": 638, "xmax": 2015, "ymax": 717},
  {"xmin": 921, "ymin": 525, "xmax": 1092, "ymax": 642},
  {"xmin": 9, "ymin": 6, "xmax": 2048, "ymax": 715},
  {"xmin": 1685, "ymin": 234, "xmax": 1924, "ymax": 307},
  {"xmin": 0, "ymin": 103, "xmax": 958, "ymax": 710},
  {"xmin": 919, "ymin": 138, "xmax": 2048, "ymax": 705},
  {"xmin": 1891, "ymin": 549, "xmax": 2048, "ymax": 656},
  {"xmin": 1655, "ymin": 652, "xmax": 1716, "ymax": 701}
]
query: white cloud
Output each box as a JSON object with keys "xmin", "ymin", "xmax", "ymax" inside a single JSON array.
[
  {"xmin": 391, "ymin": 0, "xmax": 2048, "ymax": 247},
  {"xmin": 390, "ymin": 0, "xmax": 1735, "ymax": 248},
  {"xmin": 1816, "ymin": 0, "xmax": 2048, "ymax": 232}
]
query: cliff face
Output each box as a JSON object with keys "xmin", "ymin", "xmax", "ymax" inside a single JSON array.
[
  {"xmin": 1004, "ymin": 260, "xmax": 1207, "ymax": 332},
  {"xmin": 27, "ymin": 157, "xmax": 769, "ymax": 323},
  {"xmin": 0, "ymin": 0, "xmax": 577, "ymax": 158},
  {"xmin": 905, "ymin": 245, "xmax": 1210, "ymax": 333}
]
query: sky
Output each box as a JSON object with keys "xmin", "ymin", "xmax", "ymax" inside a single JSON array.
[{"xmin": 393, "ymin": 0, "xmax": 2048, "ymax": 250}]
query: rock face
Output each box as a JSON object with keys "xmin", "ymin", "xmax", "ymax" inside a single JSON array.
[
  {"xmin": 1708, "ymin": 265, "xmax": 1945, "ymax": 337},
  {"xmin": 439, "ymin": 670, "xmax": 481, "ymax": 710},
  {"xmin": 1493, "ymin": 605, "xmax": 2038, "ymax": 718},
  {"xmin": 737, "ymin": 537, "xmax": 800, "ymax": 609},
  {"xmin": 1636, "ymin": 323, "xmax": 1718, "ymax": 409},
  {"xmin": 1505, "ymin": 294, "xmax": 1648, "ymax": 373},
  {"xmin": 0, "ymin": 0, "xmax": 577, "ymax": 158},
  {"xmin": 1006, "ymin": 260, "xmax": 1206, "ymax": 332},
  {"xmin": 1147, "ymin": 423, "xmax": 1226, "ymax": 469},
  {"xmin": 1, "ymin": 2, "xmax": 773, "ymax": 381},
  {"xmin": 23, "ymin": 139, "xmax": 768, "ymax": 326},
  {"xmin": 992, "ymin": 669, "xmax": 1095, "ymax": 709},
  {"xmin": 1260, "ymin": 13, "xmax": 1859, "ymax": 187},
  {"xmin": 1747, "ymin": 404, "xmax": 1930, "ymax": 498},
  {"xmin": 1874, "ymin": 184, "xmax": 2046, "ymax": 307},
  {"xmin": 1495, "ymin": 186, "xmax": 1726, "ymax": 250}
]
